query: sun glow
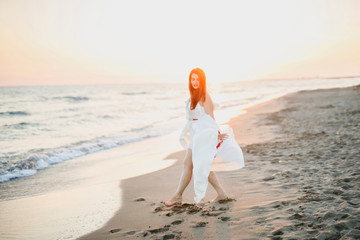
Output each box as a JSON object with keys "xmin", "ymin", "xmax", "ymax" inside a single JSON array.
[{"xmin": 0, "ymin": 0, "xmax": 359, "ymax": 86}]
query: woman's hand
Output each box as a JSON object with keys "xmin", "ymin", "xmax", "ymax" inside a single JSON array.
[{"xmin": 218, "ymin": 133, "xmax": 228, "ymax": 141}]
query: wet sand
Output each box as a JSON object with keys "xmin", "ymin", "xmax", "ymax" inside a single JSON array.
[{"xmin": 79, "ymin": 86, "xmax": 360, "ymax": 240}]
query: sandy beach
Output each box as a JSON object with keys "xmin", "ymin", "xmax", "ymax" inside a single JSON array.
[
  {"xmin": 78, "ymin": 85, "xmax": 360, "ymax": 240},
  {"xmin": 1, "ymin": 1, "xmax": 360, "ymax": 239}
]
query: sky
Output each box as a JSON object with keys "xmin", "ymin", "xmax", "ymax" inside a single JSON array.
[{"xmin": 0, "ymin": 0, "xmax": 359, "ymax": 86}]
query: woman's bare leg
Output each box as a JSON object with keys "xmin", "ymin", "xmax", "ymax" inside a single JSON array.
[
  {"xmin": 162, "ymin": 149, "xmax": 193, "ymax": 206},
  {"xmin": 208, "ymin": 171, "xmax": 228, "ymax": 201}
]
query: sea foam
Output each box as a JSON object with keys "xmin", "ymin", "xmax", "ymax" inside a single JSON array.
[{"xmin": 0, "ymin": 132, "xmax": 161, "ymax": 183}]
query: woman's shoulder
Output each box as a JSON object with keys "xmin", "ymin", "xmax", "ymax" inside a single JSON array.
[
  {"xmin": 204, "ymin": 92, "xmax": 214, "ymax": 106},
  {"xmin": 204, "ymin": 92, "xmax": 219, "ymax": 109}
]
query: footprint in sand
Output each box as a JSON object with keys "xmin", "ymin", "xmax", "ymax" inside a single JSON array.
[
  {"xmin": 153, "ymin": 206, "xmax": 163, "ymax": 213},
  {"xmin": 218, "ymin": 198, "xmax": 236, "ymax": 204},
  {"xmin": 192, "ymin": 222, "xmax": 208, "ymax": 228},
  {"xmin": 148, "ymin": 225, "xmax": 170, "ymax": 234},
  {"xmin": 201, "ymin": 211, "xmax": 223, "ymax": 217},
  {"xmin": 218, "ymin": 206, "xmax": 229, "ymax": 211},
  {"xmin": 171, "ymin": 220, "xmax": 183, "ymax": 225},
  {"xmin": 134, "ymin": 197, "xmax": 146, "ymax": 202},
  {"xmin": 219, "ymin": 216, "xmax": 231, "ymax": 221},
  {"xmin": 163, "ymin": 233, "xmax": 176, "ymax": 239},
  {"xmin": 125, "ymin": 230, "xmax": 136, "ymax": 235},
  {"xmin": 109, "ymin": 228, "xmax": 121, "ymax": 233},
  {"xmin": 186, "ymin": 205, "xmax": 202, "ymax": 214}
]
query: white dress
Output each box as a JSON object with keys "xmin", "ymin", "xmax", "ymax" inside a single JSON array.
[{"xmin": 179, "ymin": 99, "xmax": 245, "ymax": 203}]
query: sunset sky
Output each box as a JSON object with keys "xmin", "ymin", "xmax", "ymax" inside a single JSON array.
[{"xmin": 0, "ymin": 0, "xmax": 359, "ymax": 86}]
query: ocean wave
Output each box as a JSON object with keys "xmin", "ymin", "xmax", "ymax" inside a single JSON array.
[
  {"xmin": 3, "ymin": 122, "xmax": 33, "ymax": 129},
  {"xmin": 0, "ymin": 111, "xmax": 30, "ymax": 116},
  {"xmin": 121, "ymin": 91, "xmax": 147, "ymax": 95},
  {"xmin": 124, "ymin": 124, "xmax": 153, "ymax": 133},
  {"xmin": 99, "ymin": 115, "xmax": 113, "ymax": 119},
  {"xmin": 0, "ymin": 132, "xmax": 160, "ymax": 183},
  {"xmin": 216, "ymin": 101, "xmax": 250, "ymax": 110},
  {"xmin": 53, "ymin": 96, "xmax": 89, "ymax": 102}
]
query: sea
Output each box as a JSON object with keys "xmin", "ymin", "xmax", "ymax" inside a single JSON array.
[{"xmin": 1, "ymin": 77, "xmax": 359, "ymax": 184}]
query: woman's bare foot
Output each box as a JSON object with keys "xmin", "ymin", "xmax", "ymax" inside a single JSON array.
[
  {"xmin": 161, "ymin": 196, "xmax": 182, "ymax": 207},
  {"xmin": 211, "ymin": 194, "xmax": 229, "ymax": 202}
]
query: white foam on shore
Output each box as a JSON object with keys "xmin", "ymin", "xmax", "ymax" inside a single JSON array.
[
  {"xmin": 0, "ymin": 131, "xmax": 180, "ymax": 240},
  {"xmin": 0, "ymin": 133, "xmax": 162, "ymax": 183}
]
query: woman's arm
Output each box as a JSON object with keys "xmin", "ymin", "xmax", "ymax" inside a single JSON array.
[{"xmin": 204, "ymin": 92, "xmax": 228, "ymax": 140}]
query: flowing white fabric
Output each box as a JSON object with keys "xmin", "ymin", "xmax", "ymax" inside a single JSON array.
[{"xmin": 179, "ymin": 99, "xmax": 245, "ymax": 203}]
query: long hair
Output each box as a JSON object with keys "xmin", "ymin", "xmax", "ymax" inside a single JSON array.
[{"xmin": 188, "ymin": 68, "xmax": 206, "ymax": 110}]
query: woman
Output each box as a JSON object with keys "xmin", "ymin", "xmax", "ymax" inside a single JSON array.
[{"xmin": 162, "ymin": 68, "xmax": 244, "ymax": 207}]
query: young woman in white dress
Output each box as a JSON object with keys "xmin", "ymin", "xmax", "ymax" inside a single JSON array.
[{"xmin": 162, "ymin": 68, "xmax": 244, "ymax": 207}]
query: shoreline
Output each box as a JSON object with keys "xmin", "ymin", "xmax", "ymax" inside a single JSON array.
[
  {"xmin": 79, "ymin": 85, "xmax": 360, "ymax": 240},
  {"xmin": 1, "ymin": 77, "xmax": 359, "ymax": 186},
  {"xmin": 0, "ymin": 132, "xmax": 181, "ymax": 240},
  {"xmin": 0, "ymin": 87, "xmax": 289, "ymax": 240}
]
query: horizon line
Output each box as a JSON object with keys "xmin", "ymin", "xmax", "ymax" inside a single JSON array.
[{"xmin": 0, "ymin": 74, "xmax": 359, "ymax": 87}]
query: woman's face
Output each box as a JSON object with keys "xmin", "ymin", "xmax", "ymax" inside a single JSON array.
[{"xmin": 190, "ymin": 73, "xmax": 200, "ymax": 89}]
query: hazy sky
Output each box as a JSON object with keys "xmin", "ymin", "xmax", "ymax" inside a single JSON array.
[{"xmin": 1, "ymin": 0, "xmax": 359, "ymax": 86}]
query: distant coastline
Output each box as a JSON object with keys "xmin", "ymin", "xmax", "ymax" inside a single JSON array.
[{"xmin": 252, "ymin": 74, "xmax": 360, "ymax": 82}]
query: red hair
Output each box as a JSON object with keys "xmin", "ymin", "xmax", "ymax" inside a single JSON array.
[{"xmin": 188, "ymin": 68, "xmax": 206, "ymax": 110}]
